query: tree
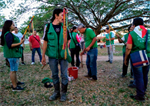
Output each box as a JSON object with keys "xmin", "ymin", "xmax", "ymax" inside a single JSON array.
[
  {"xmin": 13, "ymin": 0, "xmax": 150, "ymax": 35},
  {"xmin": 0, "ymin": 0, "xmax": 7, "ymax": 28},
  {"xmin": 0, "ymin": 15, "xmax": 6, "ymax": 28}
]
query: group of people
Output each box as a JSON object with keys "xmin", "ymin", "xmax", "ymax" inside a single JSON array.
[{"xmin": 0, "ymin": 7, "xmax": 150, "ymax": 102}]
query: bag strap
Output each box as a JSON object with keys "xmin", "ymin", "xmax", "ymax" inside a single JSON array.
[
  {"xmin": 71, "ymin": 33, "xmax": 77, "ymax": 45},
  {"xmin": 145, "ymin": 30, "xmax": 149, "ymax": 51},
  {"xmin": 33, "ymin": 36, "xmax": 40, "ymax": 44}
]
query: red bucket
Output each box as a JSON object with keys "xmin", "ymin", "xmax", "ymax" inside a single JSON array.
[{"xmin": 68, "ymin": 67, "xmax": 78, "ymax": 79}]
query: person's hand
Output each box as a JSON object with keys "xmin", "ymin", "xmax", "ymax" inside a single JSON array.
[
  {"xmin": 80, "ymin": 51, "xmax": 84, "ymax": 56},
  {"xmin": 20, "ymin": 39, "xmax": 25, "ymax": 44},
  {"xmin": 30, "ymin": 46, "xmax": 33, "ymax": 51},
  {"xmin": 42, "ymin": 56, "xmax": 46, "ymax": 66},
  {"xmin": 85, "ymin": 47, "xmax": 90, "ymax": 52}
]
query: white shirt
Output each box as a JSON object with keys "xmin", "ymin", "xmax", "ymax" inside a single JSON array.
[{"xmin": 13, "ymin": 32, "xmax": 23, "ymax": 46}]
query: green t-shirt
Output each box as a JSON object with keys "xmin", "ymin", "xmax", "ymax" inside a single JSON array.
[
  {"xmin": 105, "ymin": 32, "xmax": 114, "ymax": 45},
  {"xmin": 84, "ymin": 28, "xmax": 97, "ymax": 48},
  {"xmin": 130, "ymin": 30, "xmax": 150, "ymax": 57},
  {"xmin": 70, "ymin": 32, "xmax": 78, "ymax": 49}
]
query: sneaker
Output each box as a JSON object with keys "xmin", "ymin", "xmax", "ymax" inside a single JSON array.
[
  {"xmin": 110, "ymin": 61, "xmax": 113, "ymax": 64},
  {"xmin": 12, "ymin": 86, "xmax": 24, "ymax": 91},
  {"xmin": 17, "ymin": 81, "xmax": 25, "ymax": 85},
  {"xmin": 21, "ymin": 62, "xmax": 26, "ymax": 65},
  {"xmin": 130, "ymin": 95, "xmax": 145, "ymax": 102},
  {"xmin": 31, "ymin": 62, "xmax": 35, "ymax": 65},
  {"xmin": 40, "ymin": 62, "xmax": 42, "ymax": 65},
  {"xmin": 106, "ymin": 60, "xmax": 110, "ymax": 62}
]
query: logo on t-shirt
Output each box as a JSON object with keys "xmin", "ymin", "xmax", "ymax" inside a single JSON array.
[{"xmin": 56, "ymin": 28, "xmax": 60, "ymax": 32}]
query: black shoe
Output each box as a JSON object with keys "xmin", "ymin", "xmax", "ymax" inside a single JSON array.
[
  {"xmin": 49, "ymin": 83, "xmax": 60, "ymax": 101},
  {"xmin": 12, "ymin": 86, "xmax": 24, "ymax": 91},
  {"xmin": 17, "ymin": 81, "xmax": 25, "ymax": 85},
  {"xmin": 130, "ymin": 95, "xmax": 145, "ymax": 102},
  {"xmin": 60, "ymin": 83, "xmax": 68, "ymax": 102},
  {"xmin": 130, "ymin": 80, "xmax": 134, "ymax": 84},
  {"xmin": 21, "ymin": 62, "xmax": 26, "ymax": 65},
  {"xmin": 128, "ymin": 84, "xmax": 136, "ymax": 88},
  {"xmin": 121, "ymin": 74, "xmax": 126, "ymax": 78},
  {"xmin": 106, "ymin": 60, "xmax": 110, "ymax": 62}
]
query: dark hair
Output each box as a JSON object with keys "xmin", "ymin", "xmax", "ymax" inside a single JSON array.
[
  {"xmin": 15, "ymin": 27, "xmax": 17, "ymax": 28},
  {"xmin": 1, "ymin": 20, "xmax": 13, "ymax": 46},
  {"xmin": 71, "ymin": 26, "xmax": 77, "ymax": 33},
  {"xmin": 133, "ymin": 17, "xmax": 143, "ymax": 27},
  {"xmin": 128, "ymin": 25, "xmax": 132, "ymax": 32},
  {"xmin": 106, "ymin": 26, "xmax": 109, "ymax": 30},
  {"xmin": 51, "ymin": 8, "xmax": 63, "ymax": 22}
]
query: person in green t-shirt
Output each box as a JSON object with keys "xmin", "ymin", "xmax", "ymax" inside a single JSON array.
[
  {"xmin": 69, "ymin": 26, "xmax": 81, "ymax": 68},
  {"xmin": 105, "ymin": 27, "xmax": 115, "ymax": 64},
  {"xmin": 125, "ymin": 17, "xmax": 150, "ymax": 102},
  {"xmin": 78, "ymin": 24, "xmax": 98, "ymax": 81},
  {"xmin": 116, "ymin": 25, "xmax": 134, "ymax": 78}
]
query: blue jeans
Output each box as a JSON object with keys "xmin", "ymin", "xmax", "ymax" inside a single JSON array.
[
  {"xmin": 48, "ymin": 58, "xmax": 68, "ymax": 85},
  {"xmin": 8, "ymin": 58, "xmax": 19, "ymax": 71},
  {"xmin": 86, "ymin": 48, "xmax": 98, "ymax": 80},
  {"xmin": 32, "ymin": 48, "xmax": 42, "ymax": 62},
  {"xmin": 131, "ymin": 58, "xmax": 150, "ymax": 97}
]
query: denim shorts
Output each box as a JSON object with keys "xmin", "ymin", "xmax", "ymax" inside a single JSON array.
[{"xmin": 7, "ymin": 58, "xmax": 19, "ymax": 71}]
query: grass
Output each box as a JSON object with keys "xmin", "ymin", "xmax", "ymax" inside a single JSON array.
[
  {"xmin": 0, "ymin": 44, "xmax": 150, "ymax": 105},
  {"xmin": 98, "ymin": 45, "xmax": 123, "ymax": 56}
]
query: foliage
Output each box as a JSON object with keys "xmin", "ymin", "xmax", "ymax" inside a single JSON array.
[
  {"xmin": 0, "ymin": 15, "xmax": 6, "ymax": 28},
  {"xmin": 9, "ymin": 0, "xmax": 150, "ymax": 35}
]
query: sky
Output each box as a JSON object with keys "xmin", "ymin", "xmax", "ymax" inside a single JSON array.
[{"xmin": 1, "ymin": 0, "xmax": 40, "ymax": 28}]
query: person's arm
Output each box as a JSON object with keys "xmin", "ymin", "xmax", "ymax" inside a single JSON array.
[
  {"xmin": 85, "ymin": 37, "xmax": 97, "ymax": 51},
  {"xmin": 124, "ymin": 44, "xmax": 132, "ymax": 65},
  {"xmin": 80, "ymin": 44, "xmax": 86, "ymax": 56},
  {"xmin": 76, "ymin": 34, "xmax": 81, "ymax": 43},
  {"xmin": 41, "ymin": 41, "xmax": 48, "ymax": 66},
  {"xmin": 110, "ymin": 32, "xmax": 115, "ymax": 40},
  {"xmin": 106, "ymin": 38, "xmax": 110, "ymax": 41},
  {"xmin": 21, "ymin": 33, "xmax": 25, "ymax": 48},
  {"xmin": 6, "ymin": 33, "xmax": 24, "ymax": 48},
  {"xmin": 11, "ymin": 40, "xmax": 24, "ymax": 47},
  {"xmin": 124, "ymin": 34, "xmax": 133, "ymax": 66},
  {"xmin": 110, "ymin": 37, "xmax": 115, "ymax": 40}
]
